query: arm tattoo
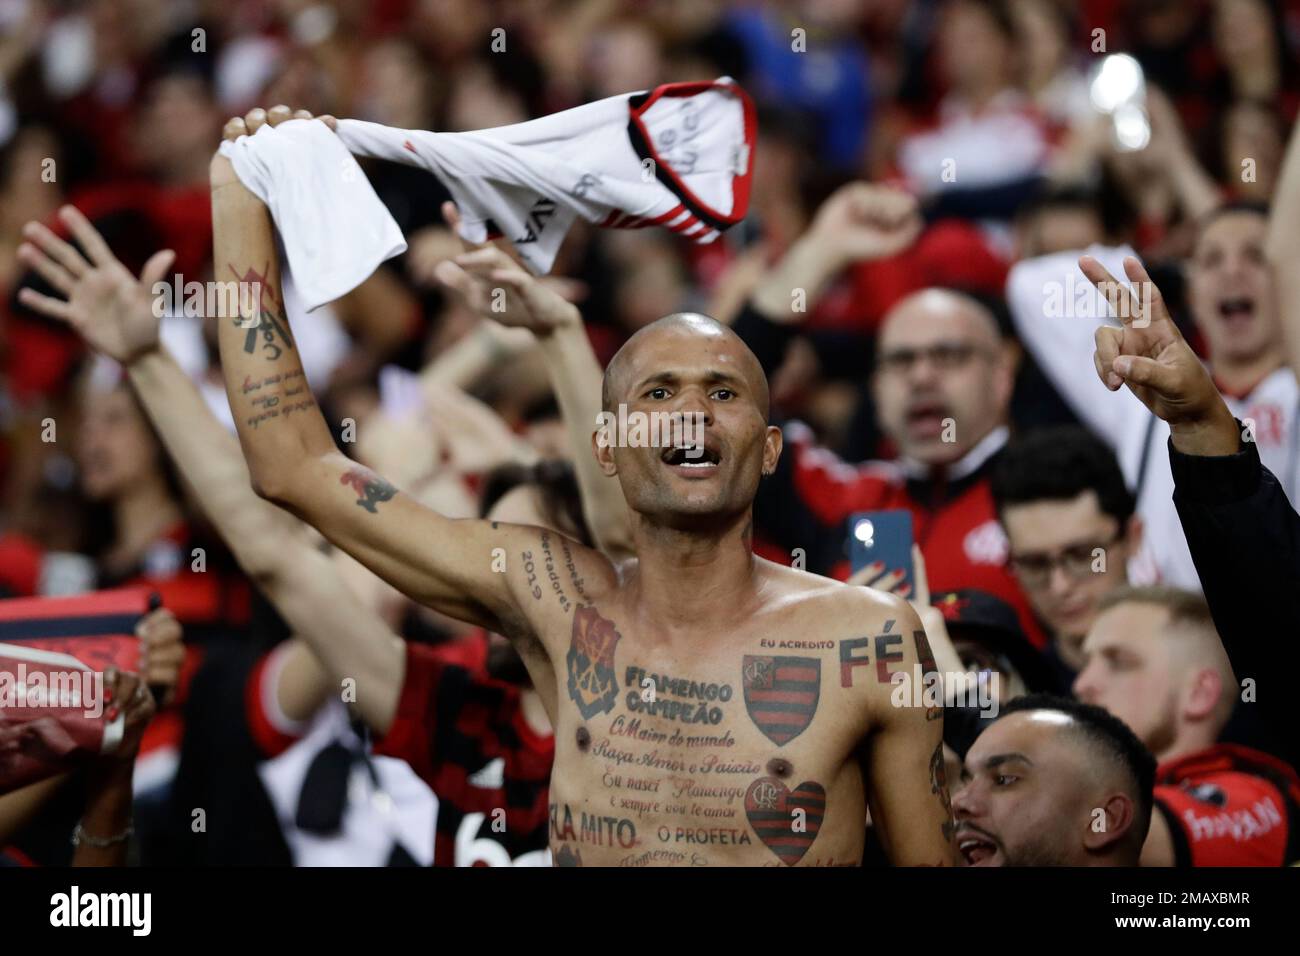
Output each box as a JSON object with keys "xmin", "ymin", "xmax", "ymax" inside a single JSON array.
[
  {"xmin": 566, "ymin": 605, "xmax": 623, "ymax": 718},
  {"xmin": 915, "ymin": 629, "xmax": 942, "ymax": 722},
  {"xmin": 340, "ymin": 467, "xmax": 397, "ymax": 513},
  {"xmin": 560, "ymin": 538, "xmax": 589, "ymax": 604},
  {"xmin": 228, "ymin": 264, "xmax": 295, "ymax": 359},
  {"xmin": 239, "ymin": 369, "xmax": 310, "ymax": 429},
  {"xmin": 540, "ymin": 532, "xmax": 573, "ymax": 613},
  {"xmin": 930, "ymin": 742, "xmax": 956, "ymax": 842}
]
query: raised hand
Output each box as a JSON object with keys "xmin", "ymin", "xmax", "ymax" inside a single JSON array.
[
  {"xmin": 434, "ymin": 202, "xmax": 582, "ymax": 335},
  {"xmin": 423, "ymin": 380, "xmax": 538, "ymax": 474},
  {"xmin": 16, "ymin": 207, "xmax": 174, "ymax": 365},
  {"xmin": 1079, "ymin": 254, "xmax": 1238, "ymax": 454},
  {"xmin": 751, "ymin": 182, "xmax": 922, "ymax": 323},
  {"xmin": 221, "ymin": 104, "xmax": 337, "ymax": 142},
  {"xmin": 846, "ymin": 559, "xmax": 912, "ymax": 598},
  {"xmin": 807, "ymin": 182, "xmax": 923, "ymax": 268}
]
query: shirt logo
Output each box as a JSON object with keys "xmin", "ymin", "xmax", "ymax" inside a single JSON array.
[
  {"xmin": 964, "ymin": 519, "xmax": 1009, "ymax": 566},
  {"xmin": 515, "ymin": 198, "xmax": 557, "ymax": 244}
]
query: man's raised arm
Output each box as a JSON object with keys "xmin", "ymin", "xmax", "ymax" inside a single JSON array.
[
  {"xmin": 432, "ymin": 223, "xmax": 633, "ymax": 559},
  {"xmin": 17, "ymin": 204, "xmax": 403, "ymax": 729},
  {"xmin": 1266, "ymin": 113, "xmax": 1300, "ymax": 382},
  {"xmin": 1081, "ymin": 254, "xmax": 1300, "ymax": 768},
  {"xmin": 208, "ymin": 108, "xmax": 530, "ymax": 634}
]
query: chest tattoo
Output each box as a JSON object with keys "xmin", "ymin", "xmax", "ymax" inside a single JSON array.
[
  {"xmin": 740, "ymin": 655, "xmax": 821, "ymax": 745},
  {"xmin": 744, "ymin": 776, "xmax": 827, "ymax": 865},
  {"xmin": 565, "ymin": 605, "xmax": 623, "ymax": 719}
]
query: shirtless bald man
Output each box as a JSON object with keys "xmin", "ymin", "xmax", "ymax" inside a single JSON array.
[{"xmin": 209, "ymin": 106, "xmax": 955, "ymax": 867}]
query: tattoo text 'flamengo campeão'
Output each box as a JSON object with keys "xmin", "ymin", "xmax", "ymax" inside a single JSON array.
[{"xmin": 622, "ymin": 666, "xmax": 733, "ymax": 725}]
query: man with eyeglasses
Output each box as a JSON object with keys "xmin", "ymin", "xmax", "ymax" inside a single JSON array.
[
  {"xmin": 991, "ymin": 426, "xmax": 1143, "ymax": 686},
  {"xmin": 732, "ymin": 182, "xmax": 1043, "ymax": 646}
]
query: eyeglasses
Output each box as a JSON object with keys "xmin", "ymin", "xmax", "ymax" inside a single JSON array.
[
  {"xmin": 875, "ymin": 342, "xmax": 992, "ymax": 376},
  {"xmin": 1007, "ymin": 533, "xmax": 1122, "ymax": 587}
]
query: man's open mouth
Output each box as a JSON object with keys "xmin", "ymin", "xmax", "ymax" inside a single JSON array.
[
  {"xmin": 906, "ymin": 401, "xmax": 949, "ymax": 437},
  {"xmin": 661, "ymin": 444, "xmax": 721, "ymax": 469},
  {"xmin": 957, "ymin": 829, "xmax": 999, "ymax": 865},
  {"xmin": 1218, "ymin": 296, "xmax": 1256, "ymax": 325}
]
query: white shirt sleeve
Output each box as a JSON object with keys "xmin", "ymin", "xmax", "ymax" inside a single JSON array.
[{"xmin": 1005, "ymin": 244, "xmax": 1151, "ymax": 452}]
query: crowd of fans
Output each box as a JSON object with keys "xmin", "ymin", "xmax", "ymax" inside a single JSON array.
[{"xmin": 0, "ymin": 0, "xmax": 1298, "ymax": 867}]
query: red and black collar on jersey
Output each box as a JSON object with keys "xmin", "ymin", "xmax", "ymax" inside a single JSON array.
[{"xmin": 625, "ymin": 80, "xmax": 756, "ymax": 233}]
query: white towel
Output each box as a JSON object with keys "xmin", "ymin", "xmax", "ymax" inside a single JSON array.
[
  {"xmin": 218, "ymin": 119, "xmax": 407, "ymax": 311},
  {"xmin": 218, "ymin": 78, "xmax": 755, "ymax": 311}
]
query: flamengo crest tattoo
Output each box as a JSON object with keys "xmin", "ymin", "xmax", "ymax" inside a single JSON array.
[
  {"xmin": 566, "ymin": 606, "xmax": 623, "ymax": 719},
  {"xmin": 741, "ymin": 655, "xmax": 821, "ymax": 745},
  {"xmin": 745, "ymin": 775, "xmax": 826, "ymax": 865}
]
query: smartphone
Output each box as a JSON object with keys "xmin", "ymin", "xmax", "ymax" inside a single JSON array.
[{"xmin": 848, "ymin": 510, "xmax": 915, "ymax": 594}]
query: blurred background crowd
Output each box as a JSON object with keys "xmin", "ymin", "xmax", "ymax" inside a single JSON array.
[{"xmin": 0, "ymin": 0, "xmax": 1298, "ymax": 867}]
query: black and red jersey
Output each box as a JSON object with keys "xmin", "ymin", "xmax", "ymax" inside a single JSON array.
[
  {"xmin": 248, "ymin": 638, "xmax": 554, "ymax": 866},
  {"xmin": 1155, "ymin": 744, "xmax": 1300, "ymax": 867},
  {"xmin": 374, "ymin": 642, "xmax": 553, "ymax": 866}
]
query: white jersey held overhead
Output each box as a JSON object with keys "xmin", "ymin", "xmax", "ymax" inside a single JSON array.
[{"xmin": 217, "ymin": 79, "xmax": 756, "ymax": 311}]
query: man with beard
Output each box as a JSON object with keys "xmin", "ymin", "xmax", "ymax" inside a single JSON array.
[
  {"xmin": 193, "ymin": 105, "xmax": 953, "ymax": 866},
  {"xmin": 952, "ymin": 694, "xmax": 1155, "ymax": 866}
]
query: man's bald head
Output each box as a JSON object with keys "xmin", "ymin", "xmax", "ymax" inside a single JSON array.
[
  {"xmin": 601, "ymin": 312, "xmax": 770, "ymax": 419},
  {"xmin": 593, "ymin": 311, "xmax": 781, "ymax": 527},
  {"xmin": 872, "ymin": 287, "xmax": 1013, "ymax": 465},
  {"xmin": 878, "ymin": 288, "xmax": 1002, "ymax": 348}
]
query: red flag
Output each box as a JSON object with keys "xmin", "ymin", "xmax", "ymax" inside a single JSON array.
[{"xmin": 0, "ymin": 589, "xmax": 148, "ymax": 792}]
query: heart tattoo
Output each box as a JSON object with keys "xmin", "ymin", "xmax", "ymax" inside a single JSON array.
[{"xmin": 745, "ymin": 775, "xmax": 826, "ymax": 865}]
